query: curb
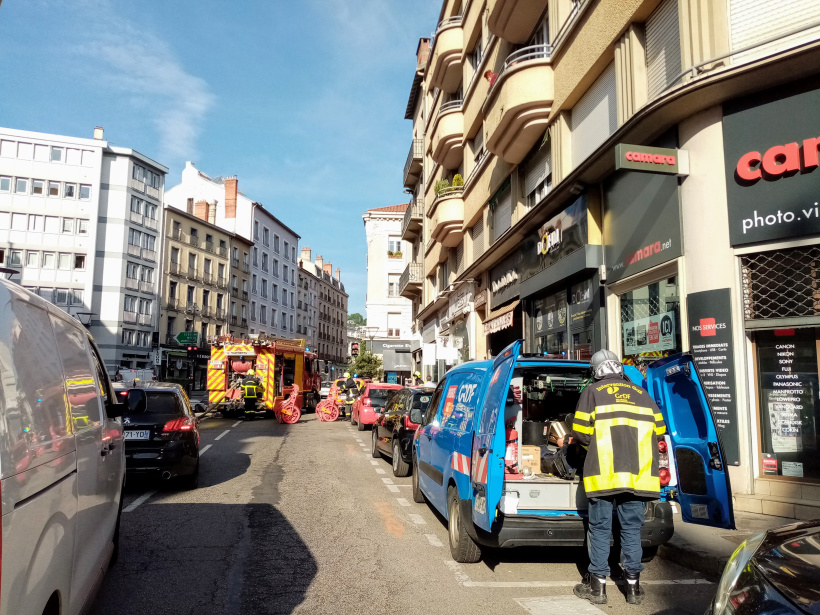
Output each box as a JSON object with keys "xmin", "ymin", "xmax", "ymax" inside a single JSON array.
[{"xmin": 658, "ymin": 539, "xmax": 729, "ymax": 579}]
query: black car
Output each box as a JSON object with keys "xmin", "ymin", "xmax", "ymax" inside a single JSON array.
[
  {"xmin": 707, "ymin": 520, "xmax": 820, "ymax": 614},
  {"xmin": 114, "ymin": 382, "xmax": 200, "ymax": 488},
  {"xmin": 372, "ymin": 387, "xmax": 434, "ymax": 477}
]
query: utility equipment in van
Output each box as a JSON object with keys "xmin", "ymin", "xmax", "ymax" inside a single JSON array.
[
  {"xmin": 0, "ymin": 280, "xmax": 126, "ymax": 614},
  {"xmin": 411, "ymin": 340, "xmax": 734, "ymax": 563}
]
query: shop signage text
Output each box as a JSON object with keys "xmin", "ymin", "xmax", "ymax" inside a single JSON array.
[
  {"xmin": 536, "ymin": 227, "xmax": 562, "ymax": 255},
  {"xmin": 615, "ymin": 144, "xmax": 688, "ymax": 175},
  {"xmin": 622, "ymin": 311, "xmax": 676, "ymax": 356},
  {"xmin": 520, "ymin": 196, "xmax": 588, "ymax": 284},
  {"xmin": 484, "ymin": 311, "xmax": 514, "ymax": 334},
  {"xmin": 735, "ymin": 137, "xmax": 820, "ymax": 182},
  {"xmin": 491, "ymin": 270, "xmax": 518, "ymax": 293}
]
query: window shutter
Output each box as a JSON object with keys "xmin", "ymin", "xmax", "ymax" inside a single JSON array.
[
  {"xmin": 646, "ymin": 0, "xmax": 681, "ymax": 100},
  {"xmin": 730, "ymin": 0, "xmax": 820, "ymax": 53},
  {"xmin": 491, "ymin": 185, "xmax": 512, "ymax": 243},
  {"xmin": 523, "ymin": 144, "xmax": 551, "ymax": 197},
  {"xmin": 473, "ymin": 128, "xmax": 484, "ymax": 154},
  {"xmin": 471, "ymin": 220, "xmax": 485, "ymax": 259},
  {"xmin": 570, "ymin": 62, "xmax": 617, "ymax": 168},
  {"xmin": 456, "ymin": 241, "xmax": 465, "ymax": 274}
]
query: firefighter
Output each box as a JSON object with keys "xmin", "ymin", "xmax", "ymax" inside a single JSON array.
[
  {"xmin": 570, "ymin": 349, "xmax": 666, "ymax": 607},
  {"xmin": 241, "ymin": 369, "xmax": 264, "ymax": 421},
  {"xmin": 338, "ymin": 372, "xmax": 357, "ymax": 420}
]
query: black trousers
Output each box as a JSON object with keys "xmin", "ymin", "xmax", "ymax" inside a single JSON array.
[{"xmin": 244, "ymin": 398, "xmax": 257, "ymax": 418}]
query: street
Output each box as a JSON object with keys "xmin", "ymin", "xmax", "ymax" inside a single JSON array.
[{"xmin": 92, "ymin": 414, "xmax": 715, "ymax": 615}]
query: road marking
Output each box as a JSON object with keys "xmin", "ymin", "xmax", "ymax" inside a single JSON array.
[
  {"xmin": 516, "ymin": 597, "xmax": 606, "ymax": 615},
  {"xmin": 200, "ymin": 444, "xmax": 213, "ymax": 456},
  {"xmin": 425, "ymin": 534, "xmax": 444, "ymax": 547},
  {"xmin": 214, "ymin": 430, "xmax": 230, "ymax": 440},
  {"xmin": 376, "ymin": 468, "xmax": 386, "ymax": 474},
  {"xmin": 123, "ymin": 490, "xmax": 156, "ymax": 513},
  {"xmin": 396, "ymin": 497, "xmax": 411, "ymax": 507},
  {"xmin": 444, "ymin": 560, "xmax": 470, "ymax": 584},
  {"xmin": 354, "ymin": 437, "xmax": 362, "ymax": 442},
  {"xmin": 408, "ymin": 513, "xmax": 426, "ymax": 525},
  {"xmin": 370, "ymin": 460, "xmax": 379, "ymax": 465},
  {"xmin": 387, "ymin": 485, "xmax": 400, "ymax": 492},
  {"xmin": 232, "ymin": 420, "xmax": 242, "ymax": 427},
  {"xmin": 358, "ymin": 443, "xmax": 367, "ymax": 448},
  {"xmin": 363, "ymin": 453, "xmax": 371, "ymax": 459},
  {"xmin": 381, "ymin": 478, "xmax": 394, "ymax": 484}
]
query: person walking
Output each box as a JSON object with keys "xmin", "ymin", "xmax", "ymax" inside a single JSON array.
[
  {"xmin": 338, "ymin": 372, "xmax": 357, "ymax": 421},
  {"xmin": 241, "ymin": 369, "xmax": 264, "ymax": 421},
  {"xmin": 570, "ymin": 349, "xmax": 666, "ymax": 606}
]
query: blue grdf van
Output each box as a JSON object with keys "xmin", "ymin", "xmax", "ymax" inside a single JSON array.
[{"xmin": 410, "ymin": 340, "xmax": 734, "ymax": 563}]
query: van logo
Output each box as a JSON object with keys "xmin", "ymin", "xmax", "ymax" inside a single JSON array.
[
  {"xmin": 529, "ymin": 490, "xmax": 540, "ymax": 498},
  {"xmin": 123, "ymin": 417, "xmax": 131, "ymax": 425}
]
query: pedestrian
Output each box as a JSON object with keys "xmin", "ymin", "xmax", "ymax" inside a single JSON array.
[
  {"xmin": 413, "ymin": 371, "xmax": 423, "ymax": 386},
  {"xmin": 570, "ymin": 349, "xmax": 666, "ymax": 606},
  {"xmin": 114, "ymin": 369, "xmax": 123, "ymax": 382},
  {"xmin": 241, "ymin": 369, "xmax": 264, "ymax": 421},
  {"xmin": 425, "ymin": 374, "xmax": 433, "ymax": 386}
]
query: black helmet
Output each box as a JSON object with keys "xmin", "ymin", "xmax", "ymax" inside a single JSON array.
[{"xmin": 590, "ymin": 349, "xmax": 623, "ymax": 380}]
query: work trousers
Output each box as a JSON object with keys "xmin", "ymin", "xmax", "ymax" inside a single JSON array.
[
  {"xmin": 244, "ymin": 398, "xmax": 257, "ymax": 418},
  {"xmin": 587, "ymin": 495, "xmax": 646, "ymax": 578}
]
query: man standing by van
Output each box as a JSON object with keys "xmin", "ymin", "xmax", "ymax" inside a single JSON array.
[{"xmin": 570, "ymin": 350, "xmax": 666, "ymax": 606}]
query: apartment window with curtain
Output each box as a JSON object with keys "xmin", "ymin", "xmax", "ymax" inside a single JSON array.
[
  {"xmin": 522, "ymin": 142, "xmax": 552, "ymax": 210},
  {"xmin": 570, "ymin": 62, "xmax": 617, "ymax": 168},
  {"xmin": 388, "ymin": 274, "xmax": 400, "ymax": 297}
]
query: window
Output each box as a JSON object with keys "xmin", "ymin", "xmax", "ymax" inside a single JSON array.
[
  {"xmin": 274, "ymin": 234, "xmax": 280, "ymax": 253},
  {"xmin": 130, "ymin": 196, "xmax": 141, "ymax": 213},
  {"xmin": 282, "ymin": 287, "xmax": 287, "ymax": 304},
  {"xmin": 169, "ymin": 281, "xmax": 178, "ymax": 299},
  {"xmin": 77, "ymin": 219, "xmax": 89, "ymax": 235},
  {"xmin": 32, "ymin": 179, "xmax": 44, "ymax": 195},
  {"xmin": 292, "ymin": 246, "xmax": 296, "ymax": 262},
  {"xmin": 79, "ymin": 185, "xmax": 91, "ymax": 200},
  {"xmin": 387, "ymin": 312, "xmax": 401, "ymax": 337},
  {"xmin": 217, "ymin": 293, "xmax": 224, "ymax": 309},
  {"xmin": 291, "ymin": 269, "xmax": 295, "ymax": 285},
  {"xmin": 81, "ymin": 150, "xmax": 94, "ymax": 167},
  {"xmin": 262, "ymin": 253, "xmax": 269, "ymax": 272},
  {"xmin": 58, "ymin": 253, "xmax": 71, "ymax": 270},
  {"xmin": 48, "ymin": 181, "xmax": 60, "ymax": 196},
  {"xmin": 388, "ymin": 274, "xmax": 400, "ymax": 297},
  {"xmin": 252, "ymin": 274, "xmax": 257, "ymax": 294},
  {"xmin": 71, "ymin": 289, "xmax": 84, "ymax": 305},
  {"xmin": 262, "ymin": 279, "xmax": 268, "ymax": 298},
  {"xmin": 25, "ymin": 251, "xmax": 38, "ymax": 268},
  {"xmin": 144, "ymin": 203, "xmax": 156, "ymax": 219},
  {"xmin": 143, "ymin": 235, "xmax": 155, "ymax": 251},
  {"xmin": 273, "ymin": 259, "xmax": 279, "ymax": 277},
  {"xmin": 15, "ymin": 178, "xmax": 28, "ymax": 194},
  {"xmin": 283, "ymin": 265, "xmax": 288, "ymax": 282},
  {"xmin": 126, "ymin": 262, "xmax": 139, "ymax": 279},
  {"xmin": 204, "ymin": 258, "xmax": 212, "ymax": 274},
  {"xmin": 186, "ymin": 286, "xmax": 195, "ymax": 304},
  {"xmin": 290, "ymin": 315, "xmax": 294, "ymax": 331},
  {"xmin": 11, "ymin": 213, "xmax": 25, "ymax": 230},
  {"xmin": 61, "ymin": 218, "xmax": 74, "ymax": 234},
  {"xmin": 388, "ymin": 236, "xmax": 402, "ymax": 253},
  {"xmin": 42, "ymin": 252, "xmax": 55, "ymax": 269},
  {"xmin": 74, "ymin": 255, "xmax": 85, "ymax": 270},
  {"xmin": 202, "ymin": 289, "xmax": 210, "ymax": 307},
  {"xmin": 188, "ymin": 253, "xmax": 197, "ymax": 269},
  {"xmin": 50, "ymin": 147, "xmax": 63, "ymax": 162},
  {"xmin": 284, "ymin": 241, "xmax": 289, "ymax": 258},
  {"xmin": 254, "ymin": 221, "xmax": 259, "ymax": 239},
  {"xmin": 0, "ymin": 176, "xmax": 10, "ymax": 192},
  {"xmin": 28, "ymin": 214, "xmax": 44, "ymax": 232},
  {"xmin": 170, "ymin": 247, "xmax": 180, "ymax": 264},
  {"xmin": 64, "ymin": 183, "xmax": 75, "ymax": 198},
  {"xmin": 253, "ymin": 247, "xmax": 258, "ymax": 266},
  {"xmin": 260, "ymin": 305, "xmax": 267, "ymax": 324},
  {"xmin": 54, "ymin": 289, "xmax": 69, "ymax": 305},
  {"xmin": 263, "ymin": 227, "xmax": 269, "ymax": 246},
  {"xmin": 8, "ymin": 250, "xmax": 22, "ymax": 267},
  {"xmin": 142, "ymin": 267, "xmax": 154, "ymax": 284}
]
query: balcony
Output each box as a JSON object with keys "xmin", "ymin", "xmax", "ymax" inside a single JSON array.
[
  {"xmin": 231, "ymin": 287, "xmax": 238, "ymax": 298},
  {"xmin": 429, "ymin": 187, "xmax": 464, "ymax": 248},
  {"xmin": 216, "ymin": 309, "xmax": 226, "ymax": 321},
  {"xmin": 242, "ymin": 262, "xmax": 250, "ymax": 274},
  {"xmin": 168, "ymin": 261, "xmax": 181, "ymax": 276},
  {"xmin": 218, "ymin": 246, "xmax": 228, "ymax": 257},
  {"xmin": 127, "ymin": 244, "xmax": 141, "ymax": 257},
  {"xmin": 144, "ymin": 217, "xmax": 158, "ymax": 230},
  {"xmin": 185, "ymin": 302, "xmax": 199, "ymax": 314},
  {"xmin": 242, "ymin": 290, "xmax": 248, "ymax": 301},
  {"xmin": 188, "ymin": 234, "xmax": 200, "ymax": 248},
  {"xmin": 139, "ymin": 281, "xmax": 153, "ymax": 293},
  {"xmin": 399, "ymin": 262, "xmax": 423, "ymax": 299},
  {"xmin": 205, "ymin": 241, "xmax": 214, "ymax": 253},
  {"xmin": 230, "ymin": 315, "xmax": 238, "ymax": 325},
  {"xmin": 123, "ymin": 310, "xmax": 138, "ymax": 324},
  {"xmin": 216, "ymin": 277, "xmax": 227, "ymax": 289},
  {"xmin": 431, "ymin": 100, "xmax": 464, "ymax": 169},
  {"xmin": 231, "ymin": 257, "xmax": 240, "ymax": 268},
  {"xmin": 201, "ymin": 306, "xmax": 212, "ymax": 318},
  {"xmin": 403, "ymin": 138, "xmax": 424, "ymax": 188},
  {"xmin": 241, "ymin": 318, "xmax": 248, "ymax": 328},
  {"xmin": 146, "ymin": 185, "xmax": 160, "ymax": 201},
  {"xmin": 129, "ymin": 210, "xmax": 143, "ymax": 225},
  {"xmin": 484, "ymin": 44, "xmax": 553, "ymax": 164},
  {"xmin": 487, "ymin": 0, "xmax": 549, "ymax": 43},
  {"xmin": 138, "ymin": 314, "xmax": 152, "ymax": 326},
  {"xmin": 170, "ymin": 228, "xmax": 184, "ymax": 241},
  {"xmin": 429, "ymin": 16, "xmax": 464, "ymax": 93},
  {"xmin": 141, "ymin": 248, "xmax": 156, "ymax": 262},
  {"xmin": 401, "ymin": 197, "xmax": 424, "ymax": 240},
  {"xmin": 125, "ymin": 277, "xmax": 139, "ymax": 290},
  {"xmin": 166, "ymin": 299, "xmax": 180, "ymax": 312}
]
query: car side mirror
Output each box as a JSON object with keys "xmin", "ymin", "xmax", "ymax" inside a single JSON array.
[
  {"xmin": 410, "ymin": 407, "xmax": 423, "ymax": 425},
  {"xmin": 107, "ymin": 400, "xmax": 127, "ymax": 418}
]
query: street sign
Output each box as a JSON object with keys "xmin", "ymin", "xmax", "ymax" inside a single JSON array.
[
  {"xmin": 176, "ymin": 331, "xmax": 199, "ymax": 345},
  {"xmin": 153, "ymin": 349, "xmax": 161, "ymax": 366}
]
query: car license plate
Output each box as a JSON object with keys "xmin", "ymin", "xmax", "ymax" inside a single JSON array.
[{"xmin": 124, "ymin": 430, "xmax": 150, "ymax": 440}]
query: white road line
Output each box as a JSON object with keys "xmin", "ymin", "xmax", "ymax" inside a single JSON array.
[
  {"xmin": 516, "ymin": 597, "xmax": 606, "ymax": 615},
  {"xmin": 396, "ymin": 497, "xmax": 411, "ymax": 507},
  {"xmin": 376, "ymin": 468, "xmax": 386, "ymax": 474},
  {"xmin": 123, "ymin": 490, "xmax": 156, "ymax": 513},
  {"xmin": 381, "ymin": 477, "xmax": 394, "ymax": 484},
  {"xmin": 214, "ymin": 430, "xmax": 230, "ymax": 441},
  {"xmin": 444, "ymin": 560, "xmax": 470, "ymax": 584},
  {"xmin": 425, "ymin": 534, "xmax": 444, "ymax": 547},
  {"xmin": 387, "ymin": 485, "xmax": 400, "ymax": 493},
  {"xmin": 363, "ymin": 453, "xmax": 371, "ymax": 459},
  {"xmin": 358, "ymin": 443, "xmax": 367, "ymax": 448},
  {"xmin": 200, "ymin": 444, "xmax": 213, "ymax": 456},
  {"xmin": 408, "ymin": 513, "xmax": 426, "ymax": 525},
  {"xmin": 369, "ymin": 460, "xmax": 379, "ymax": 465},
  {"xmin": 232, "ymin": 420, "xmax": 242, "ymax": 427}
]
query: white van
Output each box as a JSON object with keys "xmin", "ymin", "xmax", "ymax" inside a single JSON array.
[{"xmin": 0, "ymin": 280, "xmax": 125, "ymax": 615}]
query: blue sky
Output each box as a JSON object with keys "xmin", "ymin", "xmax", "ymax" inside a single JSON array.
[{"xmin": 0, "ymin": 0, "xmax": 441, "ymax": 314}]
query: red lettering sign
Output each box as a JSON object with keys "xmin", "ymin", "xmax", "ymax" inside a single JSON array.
[
  {"xmin": 648, "ymin": 320, "xmax": 660, "ymax": 344},
  {"xmin": 700, "ymin": 318, "xmax": 716, "ymax": 337},
  {"xmin": 625, "ymin": 151, "xmax": 676, "ymax": 165},
  {"xmin": 736, "ymin": 136, "xmax": 820, "ymax": 182}
]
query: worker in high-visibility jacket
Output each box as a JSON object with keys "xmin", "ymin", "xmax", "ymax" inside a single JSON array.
[
  {"xmin": 570, "ymin": 349, "xmax": 666, "ymax": 607},
  {"xmin": 241, "ymin": 369, "xmax": 265, "ymax": 421}
]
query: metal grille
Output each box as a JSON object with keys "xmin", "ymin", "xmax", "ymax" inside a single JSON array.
[{"xmin": 740, "ymin": 246, "xmax": 820, "ymax": 320}]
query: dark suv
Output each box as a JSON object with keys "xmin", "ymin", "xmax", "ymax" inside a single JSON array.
[
  {"xmin": 114, "ymin": 382, "xmax": 200, "ymax": 488},
  {"xmin": 372, "ymin": 387, "xmax": 434, "ymax": 476}
]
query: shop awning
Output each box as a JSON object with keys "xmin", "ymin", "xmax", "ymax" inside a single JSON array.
[{"xmin": 484, "ymin": 300, "xmax": 520, "ymax": 335}]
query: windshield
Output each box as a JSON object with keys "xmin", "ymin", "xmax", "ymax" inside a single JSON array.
[
  {"xmin": 367, "ymin": 388, "xmax": 398, "ymax": 405},
  {"xmin": 121, "ymin": 390, "xmax": 184, "ymax": 417},
  {"xmin": 413, "ymin": 393, "xmax": 433, "ymax": 412}
]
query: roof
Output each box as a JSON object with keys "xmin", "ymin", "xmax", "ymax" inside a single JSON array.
[
  {"xmin": 113, "ymin": 382, "xmax": 182, "ymax": 392},
  {"xmin": 367, "ymin": 203, "xmax": 409, "ymax": 213}
]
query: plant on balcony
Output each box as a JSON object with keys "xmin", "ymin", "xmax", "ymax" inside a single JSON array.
[
  {"xmin": 388, "ymin": 250, "xmax": 403, "ymax": 258},
  {"xmin": 434, "ymin": 179, "xmax": 450, "ymax": 196},
  {"xmin": 452, "ymin": 174, "xmax": 464, "ymax": 187}
]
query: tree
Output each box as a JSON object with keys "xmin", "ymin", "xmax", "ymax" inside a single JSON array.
[
  {"xmin": 348, "ymin": 313, "xmax": 366, "ymax": 326},
  {"xmin": 349, "ymin": 350, "xmax": 383, "ymax": 380}
]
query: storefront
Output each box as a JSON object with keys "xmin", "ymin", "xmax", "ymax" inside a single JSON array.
[
  {"xmin": 519, "ymin": 194, "xmax": 606, "ymax": 359},
  {"xmin": 723, "ymin": 78, "xmax": 820, "ymax": 484},
  {"xmin": 371, "ymin": 340, "xmax": 413, "ymax": 385},
  {"xmin": 439, "ymin": 283, "xmax": 475, "ymax": 367},
  {"xmin": 486, "ymin": 253, "xmax": 523, "ymax": 357}
]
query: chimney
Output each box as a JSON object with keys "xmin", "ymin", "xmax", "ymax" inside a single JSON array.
[
  {"xmin": 186, "ymin": 197, "xmax": 194, "ymax": 214},
  {"xmin": 315, "ymin": 255, "xmax": 324, "ymax": 271},
  {"xmin": 301, "ymin": 246, "xmax": 312, "ymax": 263},
  {"xmin": 323, "ymin": 263, "xmax": 332, "ymax": 276},
  {"xmin": 93, "ymin": 126, "xmax": 104, "ymax": 140},
  {"xmin": 416, "ymin": 38, "xmax": 431, "ymax": 68},
  {"xmin": 194, "ymin": 200, "xmax": 209, "ymax": 221},
  {"xmin": 224, "ymin": 176, "xmax": 238, "ymax": 219},
  {"xmin": 208, "ymin": 200, "xmax": 217, "ymax": 224},
  {"xmin": 334, "ymin": 267, "xmax": 340, "ymax": 281}
]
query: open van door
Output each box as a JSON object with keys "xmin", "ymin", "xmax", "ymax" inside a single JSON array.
[
  {"xmin": 472, "ymin": 340, "xmax": 522, "ymax": 532},
  {"xmin": 646, "ymin": 353, "xmax": 735, "ymax": 530}
]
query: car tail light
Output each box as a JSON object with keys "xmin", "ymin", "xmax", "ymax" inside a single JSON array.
[
  {"xmin": 658, "ymin": 440, "xmax": 667, "ymax": 454},
  {"xmin": 163, "ymin": 418, "xmax": 195, "ymax": 433},
  {"xmin": 403, "ymin": 414, "xmax": 419, "ymax": 430},
  {"xmin": 658, "ymin": 438, "xmax": 670, "ymax": 486},
  {"xmin": 659, "ymin": 467, "xmax": 671, "ymax": 486}
]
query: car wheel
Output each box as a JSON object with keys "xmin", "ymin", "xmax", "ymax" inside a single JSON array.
[
  {"xmin": 412, "ymin": 453, "xmax": 425, "ymax": 503},
  {"xmin": 182, "ymin": 460, "xmax": 200, "ymax": 490},
  {"xmin": 641, "ymin": 546, "xmax": 658, "ymax": 563},
  {"xmin": 448, "ymin": 486, "xmax": 481, "ymax": 563},
  {"xmin": 393, "ymin": 438, "xmax": 410, "ymax": 477},
  {"xmin": 357, "ymin": 416, "xmax": 366, "ymax": 431},
  {"xmin": 371, "ymin": 429, "xmax": 381, "ymax": 458}
]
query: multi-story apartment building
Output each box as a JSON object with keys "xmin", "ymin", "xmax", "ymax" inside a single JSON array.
[
  {"xmin": 407, "ymin": 0, "xmax": 820, "ymax": 516},
  {"xmin": 0, "ymin": 126, "xmax": 166, "ymax": 373},
  {"xmin": 165, "ymin": 162, "xmax": 298, "ymax": 340},
  {"xmin": 297, "ymin": 250, "xmax": 318, "ymax": 351},
  {"xmin": 159, "ymin": 205, "xmax": 234, "ymax": 386},
  {"xmin": 298, "ymin": 247, "xmax": 348, "ymax": 368}
]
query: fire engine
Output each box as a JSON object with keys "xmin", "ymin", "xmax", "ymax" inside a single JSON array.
[{"xmin": 206, "ymin": 334, "xmax": 321, "ymax": 418}]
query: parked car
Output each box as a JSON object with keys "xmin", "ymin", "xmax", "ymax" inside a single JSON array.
[
  {"xmin": 319, "ymin": 380, "xmax": 333, "ymax": 399},
  {"xmin": 113, "ymin": 382, "xmax": 201, "ymax": 488},
  {"xmin": 372, "ymin": 387, "xmax": 435, "ymax": 476},
  {"xmin": 412, "ymin": 340, "xmax": 735, "ymax": 563},
  {"xmin": 0, "ymin": 279, "xmax": 126, "ymax": 615},
  {"xmin": 706, "ymin": 520, "xmax": 820, "ymax": 614},
  {"xmin": 351, "ymin": 383, "xmax": 402, "ymax": 431}
]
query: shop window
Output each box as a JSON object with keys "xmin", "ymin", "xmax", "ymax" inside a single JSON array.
[
  {"xmin": 741, "ymin": 246, "xmax": 820, "ymax": 320},
  {"xmin": 619, "ymin": 277, "xmax": 681, "ymax": 372}
]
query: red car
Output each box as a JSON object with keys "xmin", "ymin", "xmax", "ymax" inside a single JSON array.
[{"xmin": 351, "ymin": 383, "xmax": 402, "ymax": 431}]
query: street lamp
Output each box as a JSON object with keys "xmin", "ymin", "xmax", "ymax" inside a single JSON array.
[{"xmin": 364, "ymin": 326, "xmax": 379, "ymax": 352}]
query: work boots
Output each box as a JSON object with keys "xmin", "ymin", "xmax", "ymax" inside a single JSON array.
[
  {"xmin": 625, "ymin": 572, "xmax": 645, "ymax": 605},
  {"xmin": 574, "ymin": 573, "xmax": 607, "ymax": 604}
]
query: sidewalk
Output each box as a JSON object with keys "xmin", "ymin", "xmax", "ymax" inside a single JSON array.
[{"xmin": 658, "ymin": 509, "xmax": 795, "ymax": 578}]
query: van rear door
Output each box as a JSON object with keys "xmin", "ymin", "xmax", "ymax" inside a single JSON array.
[
  {"xmin": 646, "ymin": 353, "xmax": 735, "ymax": 529},
  {"xmin": 472, "ymin": 340, "xmax": 522, "ymax": 532}
]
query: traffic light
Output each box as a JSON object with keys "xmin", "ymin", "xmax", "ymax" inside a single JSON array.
[
  {"xmin": 351, "ymin": 342, "xmax": 359, "ymax": 357},
  {"xmin": 187, "ymin": 345, "xmax": 198, "ymax": 359}
]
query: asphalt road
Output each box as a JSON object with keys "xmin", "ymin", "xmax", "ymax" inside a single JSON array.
[{"xmin": 90, "ymin": 413, "xmax": 716, "ymax": 615}]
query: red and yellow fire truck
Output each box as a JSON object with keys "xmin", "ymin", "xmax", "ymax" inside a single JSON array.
[{"xmin": 206, "ymin": 334, "xmax": 321, "ymax": 418}]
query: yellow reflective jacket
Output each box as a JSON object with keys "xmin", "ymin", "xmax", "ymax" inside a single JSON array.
[
  {"xmin": 571, "ymin": 376, "xmax": 666, "ymax": 499},
  {"xmin": 241, "ymin": 377, "xmax": 263, "ymax": 400}
]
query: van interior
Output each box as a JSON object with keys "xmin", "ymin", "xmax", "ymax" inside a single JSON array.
[{"xmin": 501, "ymin": 364, "xmax": 593, "ymax": 515}]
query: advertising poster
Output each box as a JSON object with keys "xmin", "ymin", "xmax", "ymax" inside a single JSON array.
[
  {"xmin": 520, "ymin": 196, "xmax": 588, "ymax": 283},
  {"xmin": 623, "ymin": 311, "xmax": 676, "ymax": 356},
  {"xmin": 442, "ymin": 385, "xmax": 458, "ymax": 424},
  {"xmin": 686, "ymin": 289, "xmax": 740, "ymax": 465}
]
